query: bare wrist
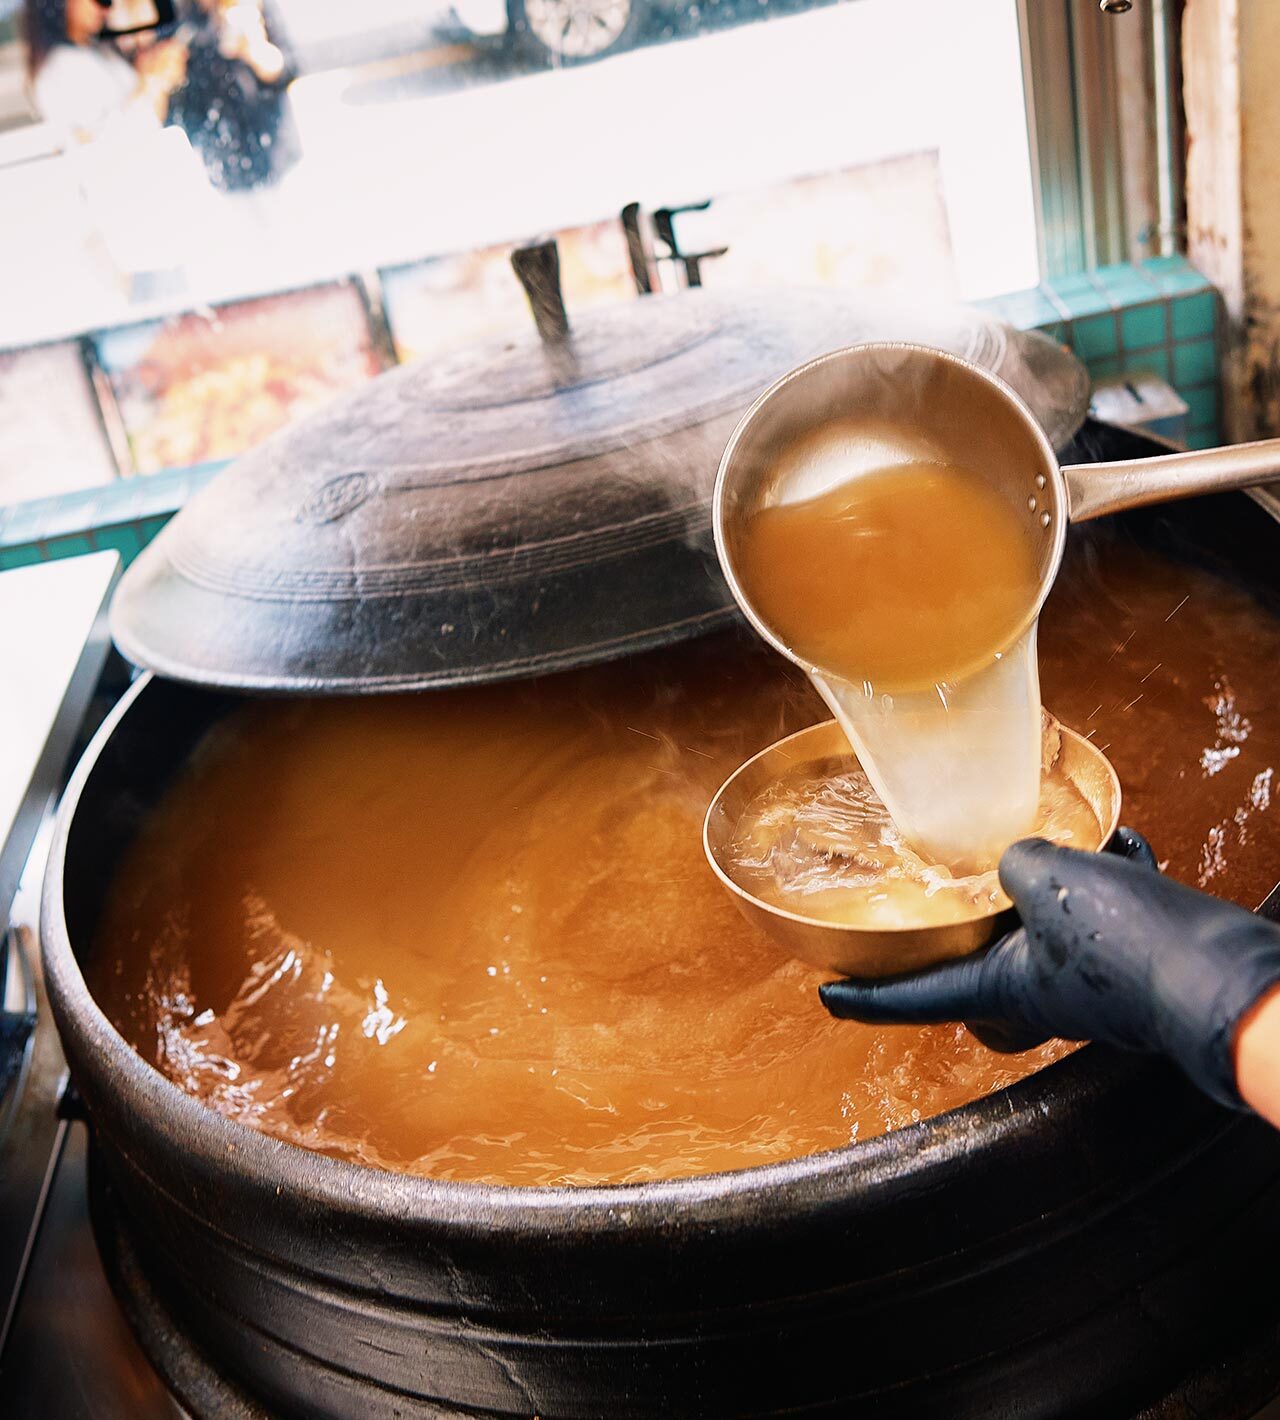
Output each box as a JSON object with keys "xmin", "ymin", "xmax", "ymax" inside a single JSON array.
[{"xmin": 1234, "ymin": 981, "xmax": 1280, "ymax": 1123}]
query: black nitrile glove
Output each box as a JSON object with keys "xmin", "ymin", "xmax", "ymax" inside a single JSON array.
[{"xmin": 819, "ymin": 830, "xmax": 1280, "ymax": 1109}]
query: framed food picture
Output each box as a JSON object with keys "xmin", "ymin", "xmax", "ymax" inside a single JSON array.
[
  {"xmin": 0, "ymin": 341, "xmax": 118, "ymax": 505},
  {"xmin": 92, "ymin": 282, "xmax": 385, "ymax": 475},
  {"xmin": 693, "ymin": 154, "xmax": 957, "ymax": 303},
  {"xmin": 381, "ymin": 219, "xmax": 637, "ymax": 365}
]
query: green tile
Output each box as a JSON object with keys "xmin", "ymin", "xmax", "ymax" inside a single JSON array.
[
  {"xmin": 983, "ymin": 287, "xmax": 1060, "ymax": 330},
  {"xmin": 1103, "ymin": 281, "xmax": 1158, "ymax": 309},
  {"xmin": 1143, "ymin": 255, "xmax": 1191, "ymax": 275},
  {"xmin": 111, "ymin": 486, "xmax": 150, "ymax": 523},
  {"xmin": 1041, "ymin": 321, "xmax": 1070, "ymax": 345},
  {"xmin": 1172, "ymin": 291, "xmax": 1217, "ymax": 340},
  {"xmin": 1087, "ymin": 354, "xmax": 1123, "ymax": 379},
  {"xmin": 91, "ymin": 524, "xmax": 143, "ymax": 563},
  {"xmin": 1072, "ymin": 312, "xmax": 1119, "ymax": 360},
  {"xmin": 1173, "ymin": 337, "xmax": 1218, "ymax": 388},
  {"xmin": 1096, "ymin": 274, "xmax": 1159, "ymax": 299},
  {"xmin": 1153, "ymin": 267, "xmax": 1212, "ymax": 296},
  {"xmin": 137, "ymin": 514, "xmax": 173, "ymax": 544},
  {"xmin": 1184, "ymin": 384, "xmax": 1219, "ymax": 429},
  {"xmin": 1095, "ymin": 274, "xmax": 1157, "ymax": 306},
  {"xmin": 1096, "ymin": 260, "xmax": 1160, "ymax": 294},
  {"xmin": 1120, "ymin": 301, "xmax": 1166, "ymax": 350},
  {"xmin": 1021, "ymin": 291, "xmax": 1063, "ymax": 330},
  {"xmin": 0, "ymin": 543, "xmax": 46, "ymax": 570},
  {"xmin": 1142, "ymin": 256, "xmax": 1210, "ymax": 289},
  {"xmin": 133, "ymin": 464, "xmax": 216, "ymax": 518},
  {"xmin": 43, "ymin": 534, "xmax": 95, "ymax": 561},
  {"xmin": 1124, "ymin": 347, "xmax": 1172, "ymax": 382},
  {"xmin": 1048, "ymin": 272, "xmax": 1092, "ymax": 294},
  {"xmin": 0, "ymin": 503, "xmax": 46, "ymax": 544},
  {"xmin": 1187, "ymin": 429, "xmax": 1219, "ymax": 450},
  {"xmin": 40, "ymin": 495, "xmax": 104, "ymax": 541},
  {"xmin": 1049, "ymin": 281, "xmax": 1111, "ymax": 319}
]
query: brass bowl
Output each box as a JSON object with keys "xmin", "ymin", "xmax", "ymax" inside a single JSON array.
[{"xmin": 704, "ymin": 717, "xmax": 1121, "ymax": 979}]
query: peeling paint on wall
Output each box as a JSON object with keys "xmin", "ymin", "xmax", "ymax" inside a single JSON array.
[{"xmin": 1185, "ymin": 0, "xmax": 1280, "ymax": 439}]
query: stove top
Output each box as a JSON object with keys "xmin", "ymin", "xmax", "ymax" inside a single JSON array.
[
  {"xmin": 2, "ymin": 914, "xmax": 182, "ymax": 1420},
  {"xmin": 0, "ymin": 553, "xmax": 180, "ymax": 1417}
]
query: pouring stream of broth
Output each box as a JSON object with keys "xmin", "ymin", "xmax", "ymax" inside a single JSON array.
[{"xmin": 736, "ymin": 444, "xmax": 1043, "ymax": 874}]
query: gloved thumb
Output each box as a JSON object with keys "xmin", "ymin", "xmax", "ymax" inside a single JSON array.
[
  {"xmin": 1111, "ymin": 825, "xmax": 1158, "ymax": 869},
  {"xmin": 819, "ymin": 953, "xmax": 991, "ymax": 1024}
]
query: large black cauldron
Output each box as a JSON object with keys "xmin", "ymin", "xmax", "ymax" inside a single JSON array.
[{"xmin": 40, "ymin": 435, "xmax": 1280, "ymax": 1416}]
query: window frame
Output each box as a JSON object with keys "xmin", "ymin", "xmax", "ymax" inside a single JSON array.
[{"xmin": 1018, "ymin": 0, "xmax": 1184, "ymax": 279}]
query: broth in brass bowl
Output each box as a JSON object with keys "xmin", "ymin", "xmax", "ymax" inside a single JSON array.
[{"xmin": 705, "ymin": 715, "xmax": 1121, "ymax": 978}]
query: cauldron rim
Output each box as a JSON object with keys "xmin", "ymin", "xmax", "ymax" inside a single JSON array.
[{"xmin": 40, "ymin": 668, "xmax": 1159, "ymax": 1237}]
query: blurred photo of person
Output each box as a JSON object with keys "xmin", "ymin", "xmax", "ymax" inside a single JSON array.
[
  {"xmin": 23, "ymin": 0, "xmax": 187, "ymax": 143},
  {"xmin": 22, "ymin": 0, "xmax": 210, "ymax": 291},
  {"xmin": 168, "ymin": 0, "xmax": 300, "ymax": 192}
]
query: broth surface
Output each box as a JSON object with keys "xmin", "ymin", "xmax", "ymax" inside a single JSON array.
[{"xmin": 93, "ymin": 529, "xmax": 1280, "ymax": 1186}]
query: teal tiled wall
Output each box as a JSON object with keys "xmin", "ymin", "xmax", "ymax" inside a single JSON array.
[
  {"xmin": 0, "ymin": 462, "xmax": 223, "ymax": 572},
  {"xmin": 980, "ymin": 256, "xmax": 1223, "ymax": 450}
]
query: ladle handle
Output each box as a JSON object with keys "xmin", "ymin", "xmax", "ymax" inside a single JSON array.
[{"xmin": 1063, "ymin": 437, "xmax": 1280, "ymax": 522}]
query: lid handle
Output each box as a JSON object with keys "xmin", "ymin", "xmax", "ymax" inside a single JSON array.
[{"xmin": 512, "ymin": 239, "xmax": 571, "ymax": 346}]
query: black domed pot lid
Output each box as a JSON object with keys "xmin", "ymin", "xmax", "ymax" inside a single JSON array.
[{"xmin": 112, "ymin": 261, "xmax": 1088, "ymax": 694}]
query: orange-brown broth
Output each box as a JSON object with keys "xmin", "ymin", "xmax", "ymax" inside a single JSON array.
[
  {"xmin": 736, "ymin": 458, "xmax": 1039, "ymax": 688},
  {"xmin": 91, "ymin": 535, "xmax": 1280, "ymax": 1186}
]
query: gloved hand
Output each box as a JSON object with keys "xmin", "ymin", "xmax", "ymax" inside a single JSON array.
[{"xmin": 819, "ymin": 829, "xmax": 1280, "ymax": 1109}]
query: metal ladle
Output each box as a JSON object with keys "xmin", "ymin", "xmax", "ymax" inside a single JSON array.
[{"xmin": 705, "ymin": 341, "xmax": 1280, "ymax": 975}]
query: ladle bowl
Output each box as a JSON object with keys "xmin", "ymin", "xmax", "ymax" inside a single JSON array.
[
  {"xmin": 704, "ymin": 716, "xmax": 1121, "ymax": 977},
  {"xmin": 713, "ymin": 341, "xmax": 1280, "ymax": 678}
]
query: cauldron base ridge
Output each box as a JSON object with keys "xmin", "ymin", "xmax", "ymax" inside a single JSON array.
[
  {"xmin": 90, "ymin": 1163, "xmax": 269, "ymax": 1420},
  {"xmin": 90, "ymin": 1138, "xmax": 1280, "ymax": 1420}
]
